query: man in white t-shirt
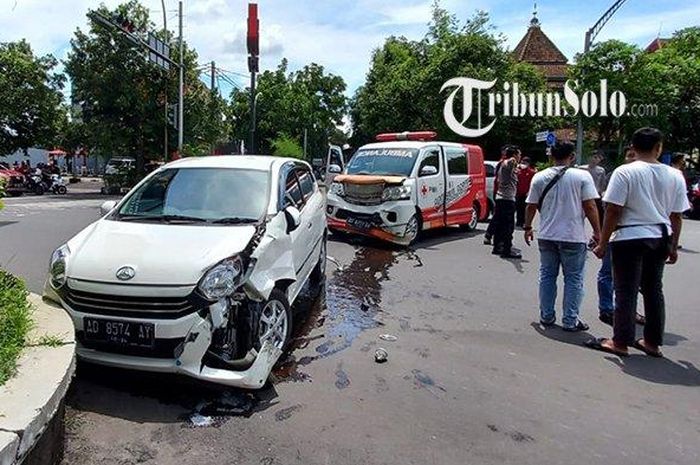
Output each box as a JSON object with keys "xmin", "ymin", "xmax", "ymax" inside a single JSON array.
[
  {"xmin": 588, "ymin": 127, "xmax": 690, "ymax": 358},
  {"xmin": 523, "ymin": 142, "xmax": 601, "ymax": 331}
]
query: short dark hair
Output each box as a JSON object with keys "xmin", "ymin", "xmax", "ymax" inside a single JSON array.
[
  {"xmin": 671, "ymin": 153, "xmax": 685, "ymax": 165},
  {"xmin": 631, "ymin": 127, "xmax": 663, "ymax": 152},
  {"xmin": 505, "ymin": 146, "xmax": 519, "ymax": 157},
  {"xmin": 552, "ymin": 142, "xmax": 575, "ymax": 161},
  {"xmin": 522, "ymin": 156, "xmax": 531, "ymax": 164},
  {"xmin": 500, "ymin": 144, "xmax": 511, "ymax": 154}
]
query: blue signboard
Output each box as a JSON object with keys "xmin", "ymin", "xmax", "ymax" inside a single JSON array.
[{"xmin": 546, "ymin": 132, "xmax": 556, "ymax": 147}]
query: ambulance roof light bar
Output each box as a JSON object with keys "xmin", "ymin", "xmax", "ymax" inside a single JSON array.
[{"xmin": 375, "ymin": 131, "xmax": 437, "ymax": 142}]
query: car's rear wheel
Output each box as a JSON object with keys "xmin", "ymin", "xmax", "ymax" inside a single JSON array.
[
  {"xmin": 257, "ymin": 289, "xmax": 292, "ymax": 351},
  {"xmin": 461, "ymin": 202, "xmax": 480, "ymax": 231}
]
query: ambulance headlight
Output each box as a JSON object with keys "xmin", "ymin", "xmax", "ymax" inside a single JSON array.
[
  {"xmin": 382, "ymin": 185, "xmax": 411, "ymax": 201},
  {"xmin": 330, "ymin": 182, "xmax": 345, "ymax": 197}
]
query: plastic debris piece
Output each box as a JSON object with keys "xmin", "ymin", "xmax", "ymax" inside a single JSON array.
[
  {"xmin": 189, "ymin": 413, "xmax": 214, "ymax": 427},
  {"xmin": 379, "ymin": 334, "xmax": 397, "ymax": 342},
  {"xmin": 374, "ymin": 348, "xmax": 388, "ymax": 363}
]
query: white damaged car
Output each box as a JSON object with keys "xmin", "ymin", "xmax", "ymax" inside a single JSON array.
[{"xmin": 44, "ymin": 156, "xmax": 326, "ymax": 389}]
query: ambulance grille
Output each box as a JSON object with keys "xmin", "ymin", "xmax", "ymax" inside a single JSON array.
[{"xmin": 343, "ymin": 183, "xmax": 384, "ymax": 206}]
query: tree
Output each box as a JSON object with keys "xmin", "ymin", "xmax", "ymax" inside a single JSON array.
[
  {"xmin": 65, "ymin": 1, "xmax": 229, "ymax": 175},
  {"xmin": 0, "ymin": 40, "xmax": 65, "ymax": 156},
  {"xmin": 570, "ymin": 28, "xmax": 700, "ymax": 154},
  {"xmin": 270, "ymin": 133, "xmax": 303, "ymax": 159},
  {"xmin": 229, "ymin": 58, "xmax": 348, "ymax": 159},
  {"xmin": 350, "ymin": 2, "xmax": 549, "ymax": 159}
]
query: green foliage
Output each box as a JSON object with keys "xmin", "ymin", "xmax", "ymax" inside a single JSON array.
[
  {"xmin": 271, "ymin": 133, "xmax": 304, "ymax": 159},
  {"xmin": 34, "ymin": 334, "xmax": 66, "ymax": 348},
  {"xmin": 0, "ymin": 270, "xmax": 33, "ymax": 386},
  {"xmin": 0, "ymin": 40, "xmax": 66, "ymax": 156},
  {"xmin": 0, "ymin": 177, "xmax": 5, "ymax": 209},
  {"xmin": 65, "ymin": 1, "xmax": 230, "ymax": 175},
  {"xmin": 570, "ymin": 28, "xmax": 700, "ymax": 153},
  {"xmin": 350, "ymin": 2, "xmax": 548, "ymax": 158},
  {"xmin": 229, "ymin": 58, "xmax": 348, "ymax": 159}
]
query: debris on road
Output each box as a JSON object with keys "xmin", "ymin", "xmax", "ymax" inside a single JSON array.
[
  {"xmin": 379, "ymin": 333, "xmax": 398, "ymax": 342},
  {"xmin": 374, "ymin": 348, "xmax": 388, "ymax": 363}
]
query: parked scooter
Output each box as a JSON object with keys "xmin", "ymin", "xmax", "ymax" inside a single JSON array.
[{"xmin": 48, "ymin": 174, "xmax": 68, "ymax": 195}]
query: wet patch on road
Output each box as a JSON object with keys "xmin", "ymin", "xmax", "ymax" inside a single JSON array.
[
  {"xmin": 334, "ymin": 363, "xmax": 351, "ymax": 389},
  {"xmin": 274, "ymin": 404, "xmax": 303, "ymax": 421},
  {"xmin": 274, "ymin": 244, "xmax": 422, "ymax": 383},
  {"xmin": 184, "ymin": 390, "xmax": 256, "ymax": 428},
  {"xmin": 408, "ymin": 369, "xmax": 446, "ymax": 395}
]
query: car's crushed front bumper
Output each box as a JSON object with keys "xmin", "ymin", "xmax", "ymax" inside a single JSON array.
[
  {"xmin": 326, "ymin": 193, "xmax": 415, "ymax": 245},
  {"xmin": 44, "ymin": 281, "xmax": 281, "ymax": 389}
]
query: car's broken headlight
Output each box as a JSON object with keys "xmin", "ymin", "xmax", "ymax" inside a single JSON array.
[
  {"xmin": 198, "ymin": 256, "xmax": 244, "ymax": 301},
  {"xmin": 49, "ymin": 244, "xmax": 70, "ymax": 289},
  {"xmin": 329, "ymin": 182, "xmax": 345, "ymax": 197}
]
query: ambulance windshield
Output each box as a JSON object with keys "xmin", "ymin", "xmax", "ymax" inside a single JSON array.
[{"xmin": 345, "ymin": 148, "xmax": 419, "ymax": 177}]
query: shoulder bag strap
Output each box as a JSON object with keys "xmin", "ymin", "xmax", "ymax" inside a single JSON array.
[{"xmin": 537, "ymin": 167, "xmax": 570, "ymax": 212}]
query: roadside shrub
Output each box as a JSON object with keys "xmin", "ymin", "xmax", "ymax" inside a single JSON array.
[
  {"xmin": 0, "ymin": 177, "xmax": 6, "ymax": 208},
  {"xmin": 0, "ymin": 269, "xmax": 33, "ymax": 385}
]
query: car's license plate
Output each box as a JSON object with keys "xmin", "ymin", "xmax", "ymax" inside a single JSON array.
[
  {"xmin": 347, "ymin": 216, "xmax": 374, "ymax": 230},
  {"xmin": 83, "ymin": 317, "xmax": 155, "ymax": 347}
]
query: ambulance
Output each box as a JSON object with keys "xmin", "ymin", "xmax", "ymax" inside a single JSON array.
[{"xmin": 325, "ymin": 131, "xmax": 488, "ymax": 246}]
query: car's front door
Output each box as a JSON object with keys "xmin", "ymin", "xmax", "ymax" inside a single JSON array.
[
  {"xmin": 325, "ymin": 145, "xmax": 344, "ymax": 185},
  {"xmin": 444, "ymin": 146, "xmax": 471, "ymax": 226},
  {"xmin": 415, "ymin": 146, "xmax": 446, "ymax": 230}
]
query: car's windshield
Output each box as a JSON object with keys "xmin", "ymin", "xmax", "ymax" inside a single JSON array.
[
  {"xmin": 115, "ymin": 168, "xmax": 268, "ymax": 223},
  {"xmin": 345, "ymin": 148, "xmax": 419, "ymax": 177}
]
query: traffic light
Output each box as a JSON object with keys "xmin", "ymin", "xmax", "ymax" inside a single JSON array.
[{"xmin": 247, "ymin": 3, "xmax": 259, "ymax": 73}]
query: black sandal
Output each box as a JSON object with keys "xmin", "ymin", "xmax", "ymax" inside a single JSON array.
[
  {"xmin": 584, "ymin": 337, "xmax": 629, "ymax": 357},
  {"xmin": 632, "ymin": 339, "xmax": 663, "ymax": 358}
]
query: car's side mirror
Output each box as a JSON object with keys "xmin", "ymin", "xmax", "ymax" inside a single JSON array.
[
  {"xmin": 283, "ymin": 206, "xmax": 302, "ymax": 233},
  {"xmin": 327, "ymin": 164, "xmax": 342, "ymax": 174},
  {"xmin": 100, "ymin": 200, "xmax": 117, "ymax": 216},
  {"xmin": 420, "ymin": 165, "xmax": 438, "ymax": 177}
]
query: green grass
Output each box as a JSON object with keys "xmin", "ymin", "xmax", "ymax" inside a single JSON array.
[
  {"xmin": 0, "ymin": 269, "xmax": 33, "ymax": 386},
  {"xmin": 33, "ymin": 334, "xmax": 66, "ymax": 347}
]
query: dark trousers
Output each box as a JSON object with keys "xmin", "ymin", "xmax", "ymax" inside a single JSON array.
[
  {"xmin": 515, "ymin": 194, "xmax": 527, "ymax": 227},
  {"xmin": 492, "ymin": 199, "xmax": 516, "ymax": 253},
  {"xmin": 611, "ymin": 238, "xmax": 667, "ymax": 347}
]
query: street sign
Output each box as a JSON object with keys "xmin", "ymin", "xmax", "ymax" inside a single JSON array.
[
  {"xmin": 546, "ymin": 132, "xmax": 556, "ymax": 147},
  {"xmin": 536, "ymin": 131, "xmax": 548, "ymax": 142}
]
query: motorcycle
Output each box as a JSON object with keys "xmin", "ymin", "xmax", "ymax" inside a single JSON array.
[
  {"xmin": 48, "ymin": 174, "xmax": 68, "ymax": 195},
  {"xmin": 25, "ymin": 174, "xmax": 48, "ymax": 195}
]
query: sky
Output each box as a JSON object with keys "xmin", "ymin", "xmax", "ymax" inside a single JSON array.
[{"xmin": 1, "ymin": 0, "xmax": 699, "ymax": 98}]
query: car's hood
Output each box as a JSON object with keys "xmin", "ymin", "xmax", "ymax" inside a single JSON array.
[
  {"xmin": 0, "ymin": 169, "xmax": 23, "ymax": 177},
  {"xmin": 66, "ymin": 219, "xmax": 257, "ymax": 285},
  {"xmin": 334, "ymin": 174, "xmax": 406, "ymax": 185}
]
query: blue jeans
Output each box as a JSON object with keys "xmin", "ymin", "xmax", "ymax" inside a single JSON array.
[
  {"xmin": 538, "ymin": 240, "xmax": 587, "ymax": 328},
  {"xmin": 597, "ymin": 248, "xmax": 614, "ymax": 315}
]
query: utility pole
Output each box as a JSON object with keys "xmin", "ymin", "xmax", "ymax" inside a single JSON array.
[
  {"xmin": 177, "ymin": 0, "xmax": 184, "ymax": 155},
  {"xmin": 210, "ymin": 61, "xmax": 216, "ymax": 92},
  {"xmin": 161, "ymin": 0, "xmax": 168, "ymax": 162},
  {"xmin": 303, "ymin": 128, "xmax": 308, "ymax": 159},
  {"xmin": 575, "ymin": 0, "xmax": 629, "ymax": 164}
]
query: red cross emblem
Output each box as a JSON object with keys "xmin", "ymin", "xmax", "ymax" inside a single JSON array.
[{"xmin": 421, "ymin": 184, "xmax": 428, "ymax": 196}]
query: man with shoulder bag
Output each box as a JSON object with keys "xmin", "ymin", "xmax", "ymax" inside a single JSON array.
[{"xmin": 523, "ymin": 142, "xmax": 601, "ymax": 332}]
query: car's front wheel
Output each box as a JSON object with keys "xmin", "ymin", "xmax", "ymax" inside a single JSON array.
[
  {"xmin": 310, "ymin": 235, "xmax": 327, "ymax": 285},
  {"xmin": 256, "ymin": 289, "xmax": 292, "ymax": 351}
]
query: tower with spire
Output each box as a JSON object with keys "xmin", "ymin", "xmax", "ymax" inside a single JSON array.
[{"xmin": 513, "ymin": 4, "xmax": 569, "ymax": 89}]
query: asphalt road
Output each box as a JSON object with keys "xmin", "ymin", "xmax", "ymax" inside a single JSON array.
[{"xmin": 1, "ymin": 192, "xmax": 699, "ymax": 465}]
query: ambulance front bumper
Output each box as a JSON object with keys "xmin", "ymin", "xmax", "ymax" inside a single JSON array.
[{"xmin": 326, "ymin": 192, "xmax": 416, "ymax": 244}]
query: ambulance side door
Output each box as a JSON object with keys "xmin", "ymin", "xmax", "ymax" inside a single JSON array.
[
  {"xmin": 444, "ymin": 145, "xmax": 471, "ymax": 226},
  {"xmin": 415, "ymin": 146, "xmax": 445, "ymax": 230}
]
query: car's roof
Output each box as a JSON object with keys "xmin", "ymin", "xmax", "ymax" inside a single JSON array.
[{"xmin": 164, "ymin": 155, "xmax": 302, "ymax": 171}]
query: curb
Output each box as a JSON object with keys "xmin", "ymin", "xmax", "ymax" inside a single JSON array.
[{"xmin": 0, "ymin": 294, "xmax": 75, "ymax": 465}]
